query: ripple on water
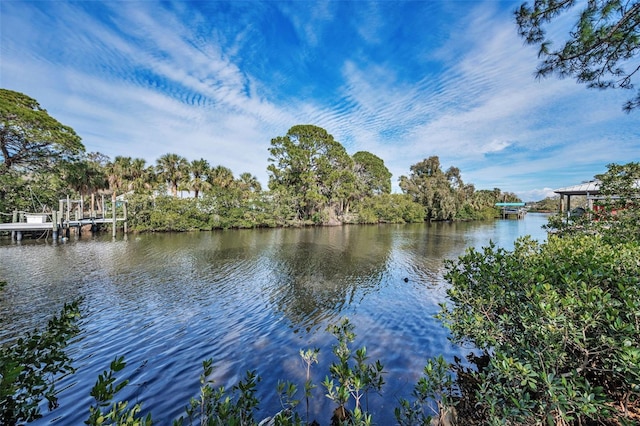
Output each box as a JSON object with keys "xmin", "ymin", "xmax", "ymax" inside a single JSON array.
[{"xmin": 0, "ymin": 217, "xmax": 550, "ymax": 425}]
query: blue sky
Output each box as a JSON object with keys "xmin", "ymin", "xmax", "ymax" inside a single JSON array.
[{"xmin": 1, "ymin": 1, "xmax": 638, "ymax": 201}]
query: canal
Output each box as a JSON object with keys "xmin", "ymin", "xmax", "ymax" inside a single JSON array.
[{"xmin": 0, "ymin": 214, "xmax": 549, "ymax": 425}]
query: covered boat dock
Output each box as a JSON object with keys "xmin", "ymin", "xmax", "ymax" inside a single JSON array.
[
  {"xmin": 553, "ymin": 180, "xmax": 601, "ymax": 217},
  {"xmin": 496, "ymin": 202, "xmax": 527, "ymax": 219}
]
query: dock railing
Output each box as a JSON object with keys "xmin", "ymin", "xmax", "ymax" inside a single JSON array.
[{"xmin": 1, "ymin": 194, "xmax": 127, "ymax": 241}]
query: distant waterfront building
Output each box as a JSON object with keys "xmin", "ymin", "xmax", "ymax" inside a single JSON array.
[{"xmin": 553, "ymin": 180, "xmax": 601, "ymax": 215}]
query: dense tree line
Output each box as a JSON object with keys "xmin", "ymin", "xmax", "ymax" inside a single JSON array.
[
  {"xmin": 3, "ymin": 162, "xmax": 639, "ymax": 425},
  {"xmin": 1, "ymin": 89, "xmax": 517, "ymax": 232},
  {"xmin": 399, "ymin": 156, "xmax": 520, "ymax": 221}
]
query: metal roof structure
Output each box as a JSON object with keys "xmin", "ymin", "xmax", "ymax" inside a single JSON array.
[{"xmin": 554, "ymin": 180, "xmax": 601, "ymax": 196}]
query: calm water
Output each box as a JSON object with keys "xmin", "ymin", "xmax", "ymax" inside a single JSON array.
[{"xmin": 0, "ymin": 214, "xmax": 549, "ymax": 425}]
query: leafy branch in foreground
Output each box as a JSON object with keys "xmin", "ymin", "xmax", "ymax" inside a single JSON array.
[
  {"xmin": 323, "ymin": 318, "xmax": 385, "ymax": 426},
  {"xmin": 395, "ymin": 355, "xmax": 458, "ymax": 426},
  {"xmin": 515, "ymin": 0, "xmax": 640, "ymax": 111},
  {"xmin": 439, "ymin": 235, "xmax": 640, "ymax": 425},
  {"xmin": 299, "ymin": 348, "xmax": 319, "ymax": 424},
  {"xmin": 173, "ymin": 358, "xmax": 261, "ymax": 426},
  {"xmin": 85, "ymin": 356, "xmax": 152, "ymax": 426},
  {"xmin": 0, "ymin": 294, "xmax": 81, "ymax": 424}
]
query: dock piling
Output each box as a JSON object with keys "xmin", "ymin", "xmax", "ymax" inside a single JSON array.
[
  {"xmin": 112, "ymin": 200, "xmax": 117, "ymax": 238},
  {"xmin": 1, "ymin": 194, "xmax": 128, "ymax": 241},
  {"xmin": 52, "ymin": 211, "xmax": 58, "ymax": 240},
  {"xmin": 11, "ymin": 210, "xmax": 17, "ymax": 240}
]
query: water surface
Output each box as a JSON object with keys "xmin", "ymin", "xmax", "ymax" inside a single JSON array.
[{"xmin": 0, "ymin": 214, "xmax": 549, "ymax": 425}]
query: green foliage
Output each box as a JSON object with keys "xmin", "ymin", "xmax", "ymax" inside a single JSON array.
[
  {"xmin": 352, "ymin": 151, "xmax": 392, "ymax": 197},
  {"xmin": 202, "ymin": 189, "xmax": 281, "ymax": 229},
  {"xmin": 59, "ymin": 153, "xmax": 110, "ymax": 198},
  {"xmin": 123, "ymin": 193, "xmax": 156, "ymax": 231},
  {"xmin": 171, "ymin": 319, "xmax": 385, "ymax": 425},
  {"xmin": 471, "ymin": 188, "xmax": 512, "ymax": 213},
  {"xmin": 156, "ymin": 153, "xmax": 190, "ymax": 198},
  {"xmin": 121, "ymin": 186, "xmax": 428, "ymax": 231},
  {"xmin": 598, "ymin": 162, "xmax": 640, "ymax": 201},
  {"xmin": 85, "ymin": 356, "xmax": 152, "ymax": 426},
  {"xmin": 439, "ymin": 235, "xmax": 640, "ymax": 424},
  {"xmin": 454, "ymin": 203, "xmax": 498, "ymax": 221},
  {"xmin": 267, "ymin": 125, "xmax": 355, "ymax": 221},
  {"xmin": 323, "ymin": 318, "xmax": 385, "ymax": 426},
  {"xmin": 189, "ymin": 159, "xmax": 212, "ymax": 199},
  {"xmin": 300, "ymin": 348, "xmax": 319, "ymax": 424},
  {"xmin": 400, "ymin": 156, "xmax": 454, "ymax": 221},
  {"xmin": 0, "ymin": 305, "xmax": 490, "ymax": 425},
  {"xmin": 0, "ymin": 109, "xmax": 500, "ymax": 230},
  {"xmin": 546, "ymin": 162, "xmax": 640, "ymax": 244},
  {"xmin": 103, "ymin": 156, "xmax": 156, "ymax": 199},
  {"xmin": 594, "ymin": 162, "xmax": 640, "ymax": 243},
  {"xmin": 123, "ymin": 189, "xmax": 306, "ymax": 232},
  {"xmin": 515, "ymin": 0, "xmax": 640, "ymax": 111},
  {"xmin": 400, "ymin": 157, "xmax": 515, "ymax": 221},
  {"xmin": 0, "ymin": 169, "xmax": 68, "ymax": 215},
  {"xmin": 272, "ymin": 380, "xmax": 304, "ymax": 425},
  {"xmin": 395, "ymin": 355, "xmax": 456, "ymax": 425},
  {"xmin": 148, "ymin": 196, "xmax": 210, "ymax": 232},
  {"xmin": 0, "ymin": 88, "xmax": 84, "ymax": 178},
  {"xmin": 0, "ymin": 295, "xmax": 81, "ymax": 424},
  {"xmin": 353, "ymin": 193, "xmax": 426, "ymax": 224},
  {"xmin": 174, "ymin": 359, "xmax": 261, "ymax": 426}
]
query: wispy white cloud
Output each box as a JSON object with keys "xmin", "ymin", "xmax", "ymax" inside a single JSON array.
[
  {"xmin": 279, "ymin": 1, "xmax": 337, "ymax": 47},
  {"xmin": 1, "ymin": 0, "xmax": 637, "ymax": 201},
  {"xmin": 521, "ymin": 187, "xmax": 559, "ymax": 201}
]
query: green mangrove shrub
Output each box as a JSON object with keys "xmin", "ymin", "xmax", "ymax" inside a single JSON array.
[
  {"xmin": 173, "ymin": 358, "xmax": 261, "ymax": 426},
  {"xmin": 0, "ymin": 291, "xmax": 81, "ymax": 424},
  {"xmin": 352, "ymin": 194, "xmax": 425, "ymax": 224},
  {"xmin": 439, "ymin": 235, "xmax": 640, "ymax": 424},
  {"xmin": 86, "ymin": 356, "xmax": 151, "ymax": 426},
  {"xmin": 172, "ymin": 318, "xmax": 385, "ymax": 426},
  {"xmin": 395, "ymin": 355, "xmax": 457, "ymax": 425},
  {"xmin": 323, "ymin": 318, "xmax": 385, "ymax": 426}
]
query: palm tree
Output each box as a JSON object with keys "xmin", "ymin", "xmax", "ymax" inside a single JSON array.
[
  {"xmin": 237, "ymin": 172, "xmax": 262, "ymax": 193},
  {"xmin": 105, "ymin": 156, "xmax": 131, "ymax": 201},
  {"xmin": 208, "ymin": 165, "xmax": 235, "ymax": 189},
  {"xmin": 128, "ymin": 158, "xmax": 155, "ymax": 193},
  {"xmin": 156, "ymin": 153, "xmax": 189, "ymax": 197},
  {"xmin": 62, "ymin": 154, "xmax": 108, "ymax": 197},
  {"xmin": 86, "ymin": 152, "xmax": 111, "ymax": 193},
  {"xmin": 189, "ymin": 158, "xmax": 211, "ymax": 199}
]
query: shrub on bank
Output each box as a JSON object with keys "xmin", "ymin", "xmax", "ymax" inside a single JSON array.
[
  {"xmin": 352, "ymin": 194, "xmax": 426, "ymax": 224},
  {"xmin": 123, "ymin": 192, "xmax": 427, "ymax": 232},
  {"xmin": 439, "ymin": 235, "xmax": 640, "ymax": 424},
  {"xmin": 454, "ymin": 204, "xmax": 498, "ymax": 221}
]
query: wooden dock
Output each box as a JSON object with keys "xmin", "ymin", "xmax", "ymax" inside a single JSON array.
[{"xmin": 0, "ymin": 195, "xmax": 127, "ymax": 241}]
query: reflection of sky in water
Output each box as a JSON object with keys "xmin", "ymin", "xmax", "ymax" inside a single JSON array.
[{"xmin": 0, "ymin": 214, "xmax": 549, "ymax": 425}]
